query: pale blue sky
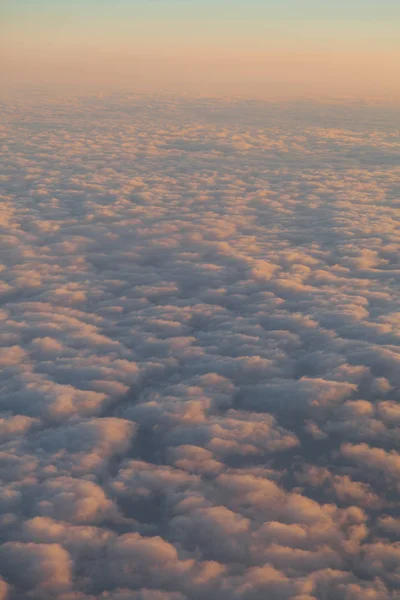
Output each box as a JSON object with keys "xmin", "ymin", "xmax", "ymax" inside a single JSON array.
[
  {"xmin": 2, "ymin": 0, "xmax": 400, "ymax": 97},
  {"xmin": 4, "ymin": 0, "xmax": 400, "ymax": 31}
]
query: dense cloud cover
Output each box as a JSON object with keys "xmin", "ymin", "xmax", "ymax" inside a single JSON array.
[{"xmin": 0, "ymin": 93, "xmax": 399, "ymax": 599}]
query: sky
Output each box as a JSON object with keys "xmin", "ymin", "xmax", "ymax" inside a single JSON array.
[{"xmin": 2, "ymin": 0, "xmax": 400, "ymax": 97}]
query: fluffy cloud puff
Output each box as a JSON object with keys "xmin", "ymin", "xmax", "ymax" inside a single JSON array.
[{"xmin": 0, "ymin": 93, "xmax": 399, "ymax": 599}]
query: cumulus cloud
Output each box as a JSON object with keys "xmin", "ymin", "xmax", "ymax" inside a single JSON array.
[{"xmin": 0, "ymin": 93, "xmax": 399, "ymax": 599}]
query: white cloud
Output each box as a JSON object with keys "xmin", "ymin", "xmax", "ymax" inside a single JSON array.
[{"xmin": 0, "ymin": 93, "xmax": 399, "ymax": 599}]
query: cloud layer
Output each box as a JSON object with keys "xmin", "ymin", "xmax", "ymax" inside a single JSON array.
[{"xmin": 0, "ymin": 94, "xmax": 399, "ymax": 599}]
